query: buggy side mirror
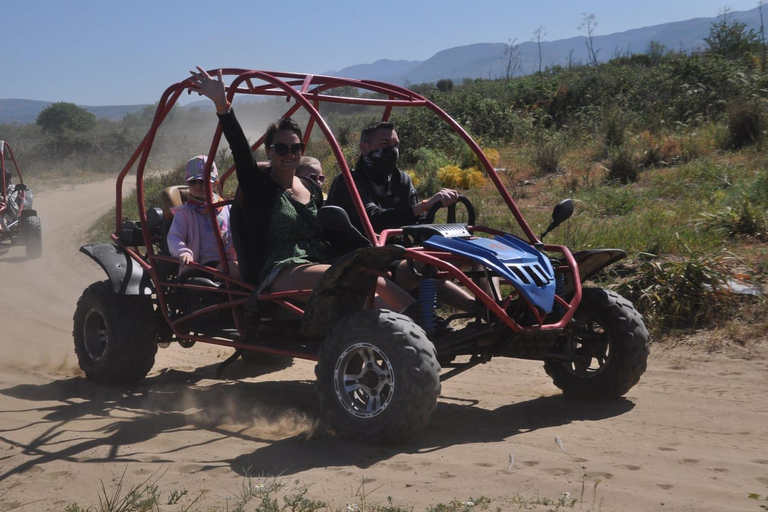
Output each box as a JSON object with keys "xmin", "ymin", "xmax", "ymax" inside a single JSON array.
[
  {"xmin": 540, "ymin": 199, "xmax": 574, "ymax": 241},
  {"xmin": 14, "ymin": 183, "xmax": 28, "ymax": 192}
]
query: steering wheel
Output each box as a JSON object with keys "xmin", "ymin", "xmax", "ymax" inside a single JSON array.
[{"xmin": 421, "ymin": 194, "xmax": 476, "ymax": 226}]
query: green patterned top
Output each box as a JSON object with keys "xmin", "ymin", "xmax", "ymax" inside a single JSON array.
[{"xmin": 256, "ymin": 192, "xmax": 335, "ymax": 287}]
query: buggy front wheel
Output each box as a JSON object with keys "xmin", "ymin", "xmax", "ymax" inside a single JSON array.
[
  {"xmin": 544, "ymin": 288, "xmax": 649, "ymax": 399},
  {"xmin": 24, "ymin": 215, "xmax": 42, "ymax": 259},
  {"xmin": 315, "ymin": 309, "xmax": 441, "ymax": 444},
  {"xmin": 73, "ymin": 281, "xmax": 158, "ymax": 384}
]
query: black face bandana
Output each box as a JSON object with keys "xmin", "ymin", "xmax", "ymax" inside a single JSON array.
[{"xmin": 363, "ymin": 145, "xmax": 399, "ymax": 185}]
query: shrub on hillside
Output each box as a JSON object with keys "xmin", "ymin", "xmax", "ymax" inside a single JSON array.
[
  {"xmin": 724, "ymin": 98, "xmax": 765, "ymax": 149},
  {"xmin": 410, "ymin": 147, "xmax": 451, "ymax": 196},
  {"xmin": 602, "ymin": 108, "xmax": 627, "ymax": 148},
  {"xmin": 697, "ymin": 196, "xmax": 767, "ymax": 239},
  {"xmin": 436, "ymin": 165, "xmax": 487, "ymax": 189},
  {"xmin": 457, "ymin": 145, "xmax": 500, "ymax": 169},
  {"xmin": 616, "ymin": 249, "xmax": 742, "ymax": 329},
  {"xmin": 749, "ymin": 167, "xmax": 768, "ymax": 205},
  {"xmin": 532, "ymin": 142, "xmax": 562, "ymax": 175},
  {"xmin": 605, "ymin": 147, "xmax": 639, "ymax": 184}
]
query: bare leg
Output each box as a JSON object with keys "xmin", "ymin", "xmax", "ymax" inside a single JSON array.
[
  {"xmin": 436, "ymin": 280, "xmax": 476, "ymax": 312},
  {"xmin": 393, "ymin": 260, "xmax": 476, "ymax": 312},
  {"xmin": 268, "ymin": 263, "xmax": 330, "ymax": 294},
  {"xmin": 270, "ymin": 263, "xmax": 414, "ymax": 311},
  {"xmin": 375, "ymin": 276, "xmax": 416, "ymax": 312}
]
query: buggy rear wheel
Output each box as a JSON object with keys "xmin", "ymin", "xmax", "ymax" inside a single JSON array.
[
  {"xmin": 73, "ymin": 281, "xmax": 158, "ymax": 384},
  {"xmin": 315, "ymin": 309, "xmax": 441, "ymax": 444},
  {"xmin": 544, "ymin": 287, "xmax": 649, "ymax": 399},
  {"xmin": 24, "ymin": 215, "xmax": 42, "ymax": 259}
]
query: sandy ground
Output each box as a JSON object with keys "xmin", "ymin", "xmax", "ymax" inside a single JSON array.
[{"xmin": 0, "ymin": 178, "xmax": 767, "ymax": 511}]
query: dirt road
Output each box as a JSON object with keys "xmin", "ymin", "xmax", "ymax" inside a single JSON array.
[{"xmin": 0, "ymin": 179, "xmax": 766, "ymax": 511}]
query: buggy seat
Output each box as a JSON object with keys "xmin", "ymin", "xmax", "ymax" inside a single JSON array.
[
  {"xmin": 160, "ymin": 185, "xmax": 190, "ymax": 220},
  {"xmin": 156, "ymin": 184, "xmax": 227, "ymax": 288}
]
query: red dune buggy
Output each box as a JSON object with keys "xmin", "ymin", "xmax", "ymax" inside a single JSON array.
[
  {"xmin": 0, "ymin": 141, "xmax": 42, "ymax": 259},
  {"xmin": 74, "ymin": 69, "xmax": 649, "ymax": 443}
]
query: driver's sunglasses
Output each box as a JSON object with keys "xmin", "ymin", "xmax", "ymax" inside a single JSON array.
[
  {"xmin": 268, "ymin": 142, "xmax": 305, "ymax": 156},
  {"xmin": 309, "ymin": 173, "xmax": 325, "ymax": 184}
]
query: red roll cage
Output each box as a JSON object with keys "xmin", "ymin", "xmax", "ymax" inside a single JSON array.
[
  {"xmin": 109, "ymin": 69, "xmax": 582, "ymax": 355},
  {"xmin": 0, "ymin": 141, "xmax": 27, "ymax": 222}
]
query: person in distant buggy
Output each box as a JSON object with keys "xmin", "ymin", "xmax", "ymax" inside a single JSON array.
[{"xmin": 1, "ymin": 172, "xmax": 21, "ymax": 228}]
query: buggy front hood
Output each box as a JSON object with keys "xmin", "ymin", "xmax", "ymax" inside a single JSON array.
[{"xmin": 423, "ymin": 234, "xmax": 556, "ymax": 313}]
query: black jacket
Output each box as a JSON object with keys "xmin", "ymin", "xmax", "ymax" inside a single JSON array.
[
  {"xmin": 218, "ymin": 109, "xmax": 323, "ymax": 285},
  {"xmin": 326, "ymin": 160, "xmax": 419, "ymax": 235}
]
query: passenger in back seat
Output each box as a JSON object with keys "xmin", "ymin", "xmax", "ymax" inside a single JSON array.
[{"xmin": 167, "ymin": 155, "xmax": 238, "ymax": 278}]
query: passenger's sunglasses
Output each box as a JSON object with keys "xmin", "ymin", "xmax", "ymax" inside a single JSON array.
[
  {"xmin": 187, "ymin": 178, "xmax": 215, "ymax": 186},
  {"xmin": 268, "ymin": 142, "xmax": 305, "ymax": 156},
  {"xmin": 309, "ymin": 173, "xmax": 325, "ymax": 184}
]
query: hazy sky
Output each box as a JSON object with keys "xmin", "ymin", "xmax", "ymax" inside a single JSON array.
[{"xmin": 3, "ymin": 0, "xmax": 762, "ymax": 106}]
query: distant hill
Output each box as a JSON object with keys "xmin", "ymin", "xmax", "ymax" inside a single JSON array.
[
  {"xmin": 325, "ymin": 59, "xmax": 421, "ymax": 81},
  {"xmin": 330, "ymin": 7, "xmax": 763, "ymax": 84},
  {"xmin": 0, "ymin": 96, "xmax": 273, "ymax": 125},
  {"xmin": 2, "ymin": 7, "xmax": 762, "ymax": 124},
  {"xmin": 0, "ymin": 99, "xmax": 148, "ymax": 125}
]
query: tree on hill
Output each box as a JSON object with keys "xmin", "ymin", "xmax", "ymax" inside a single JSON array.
[
  {"xmin": 704, "ymin": 6, "xmax": 761, "ymax": 61},
  {"xmin": 436, "ymin": 79, "xmax": 453, "ymax": 92},
  {"xmin": 579, "ymin": 13, "xmax": 600, "ymax": 67},
  {"xmin": 501, "ymin": 38, "xmax": 522, "ymax": 91},
  {"xmin": 36, "ymin": 102, "xmax": 96, "ymax": 135}
]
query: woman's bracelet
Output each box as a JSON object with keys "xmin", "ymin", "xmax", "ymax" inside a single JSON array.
[{"xmin": 216, "ymin": 101, "xmax": 231, "ymax": 114}]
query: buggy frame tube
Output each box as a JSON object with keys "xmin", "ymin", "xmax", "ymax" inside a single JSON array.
[
  {"xmin": 107, "ymin": 69, "xmax": 587, "ymax": 353},
  {"xmin": 0, "ymin": 141, "xmax": 27, "ymax": 221}
]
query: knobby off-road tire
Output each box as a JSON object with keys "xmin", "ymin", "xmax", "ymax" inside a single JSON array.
[
  {"xmin": 24, "ymin": 215, "xmax": 42, "ymax": 259},
  {"xmin": 315, "ymin": 309, "xmax": 441, "ymax": 444},
  {"xmin": 544, "ymin": 287, "xmax": 649, "ymax": 399},
  {"xmin": 73, "ymin": 281, "xmax": 158, "ymax": 384}
]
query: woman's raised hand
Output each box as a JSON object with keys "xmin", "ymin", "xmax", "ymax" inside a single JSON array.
[{"xmin": 188, "ymin": 66, "xmax": 227, "ymax": 108}]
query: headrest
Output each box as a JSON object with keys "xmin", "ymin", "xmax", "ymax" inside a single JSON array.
[{"xmin": 160, "ymin": 185, "xmax": 190, "ymax": 220}]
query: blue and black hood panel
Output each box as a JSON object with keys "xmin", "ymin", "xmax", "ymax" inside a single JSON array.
[{"xmin": 423, "ymin": 234, "xmax": 556, "ymax": 313}]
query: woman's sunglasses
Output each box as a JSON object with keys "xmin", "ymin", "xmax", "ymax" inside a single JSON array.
[
  {"xmin": 309, "ymin": 173, "xmax": 325, "ymax": 184},
  {"xmin": 268, "ymin": 143, "xmax": 305, "ymax": 156}
]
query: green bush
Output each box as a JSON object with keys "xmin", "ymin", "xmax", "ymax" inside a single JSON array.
[
  {"xmin": 724, "ymin": 97, "xmax": 765, "ymax": 149},
  {"xmin": 605, "ymin": 146, "xmax": 639, "ymax": 184},
  {"xmin": 531, "ymin": 140, "xmax": 562, "ymax": 176},
  {"xmin": 602, "ymin": 108, "xmax": 628, "ymax": 148},
  {"xmin": 697, "ymin": 196, "xmax": 767, "ymax": 238},
  {"xmin": 410, "ymin": 147, "xmax": 451, "ymax": 196},
  {"xmin": 616, "ymin": 248, "xmax": 742, "ymax": 329}
]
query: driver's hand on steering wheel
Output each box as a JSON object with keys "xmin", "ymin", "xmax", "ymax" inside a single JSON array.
[
  {"xmin": 179, "ymin": 254, "xmax": 193, "ymax": 265},
  {"xmin": 428, "ymin": 188, "xmax": 460, "ymax": 209}
]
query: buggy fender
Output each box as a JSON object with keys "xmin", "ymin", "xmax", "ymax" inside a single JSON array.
[
  {"xmin": 80, "ymin": 244, "xmax": 154, "ymax": 296},
  {"xmin": 299, "ymin": 245, "xmax": 406, "ymax": 337},
  {"xmin": 20, "ymin": 209, "xmax": 37, "ymax": 218},
  {"xmin": 572, "ymin": 249, "xmax": 626, "ymax": 283}
]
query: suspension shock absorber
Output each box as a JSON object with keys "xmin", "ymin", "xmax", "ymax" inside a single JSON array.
[
  {"xmin": 554, "ymin": 271, "xmax": 566, "ymax": 317},
  {"xmin": 418, "ymin": 277, "xmax": 438, "ymax": 335}
]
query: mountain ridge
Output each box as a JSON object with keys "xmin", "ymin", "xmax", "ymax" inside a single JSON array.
[{"xmin": 1, "ymin": 7, "xmax": 761, "ymax": 124}]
